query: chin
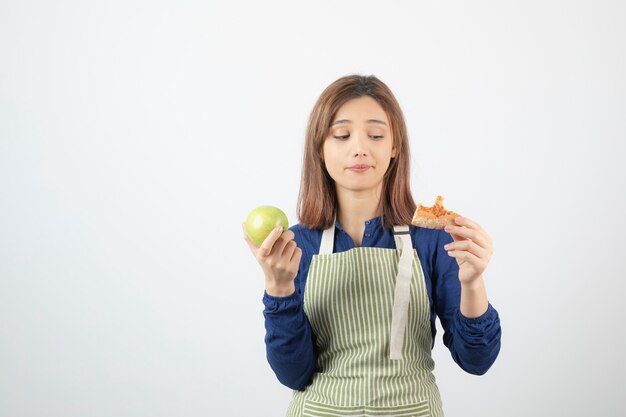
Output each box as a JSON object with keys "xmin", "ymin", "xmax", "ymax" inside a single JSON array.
[{"xmin": 339, "ymin": 181, "xmax": 383, "ymax": 192}]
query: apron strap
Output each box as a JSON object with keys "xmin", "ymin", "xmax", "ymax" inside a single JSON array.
[
  {"xmin": 319, "ymin": 221, "xmax": 336, "ymax": 255},
  {"xmin": 390, "ymin": 225, "xmax": 414, "ymax": 360}
]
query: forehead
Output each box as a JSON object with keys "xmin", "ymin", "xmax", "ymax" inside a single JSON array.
[{"xmin": 331, "ymin": 96, "xmax": 389, "ymax": 126}]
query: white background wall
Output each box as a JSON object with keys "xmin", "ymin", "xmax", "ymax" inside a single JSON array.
[{"xmin": 1, "ymin": 1, "xmax": 625, "ymax": 416}]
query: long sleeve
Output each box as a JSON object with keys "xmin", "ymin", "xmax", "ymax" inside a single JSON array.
[
  {"xmin": 262, "ymin": 224, "xmax": 319, "ymax": 390},
  {"xmin": 263, "ymin": 287, "xmax": 317, "ymax": 389},
  {"xmin": 433, "ymin": 229, "xmax": 502, "ymax": 375}
]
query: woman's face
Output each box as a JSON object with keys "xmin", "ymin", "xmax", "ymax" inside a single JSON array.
[{"xmin": 323, "ymin": 96, "xmax": 396, "ymax": 194}]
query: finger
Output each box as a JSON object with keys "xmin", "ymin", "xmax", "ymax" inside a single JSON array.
[
  {"xmin": 444, "ymin": 225, "xmax": 490, "ymax": 249},
  {"xmin": 454, "ymin": 216, "xmax": 485, "ymax": 233},
  {"xmin": 258, "ymin": 226, "xmax": 286, "ymax": 257},
  {"xmin": 282, "ymin": 239, "xmax": 298, "ymax": 259},
  {"xmin": 445, "ymin": 240, "xmax": 490, "ymax": 260},
  {"xmin": 289, "ymin": 247, "xmax": 303, "ymax": 277},
  {"xmin": 457, "ymin": 217, "xmax": 494, "ymax": 245},
  {"xmin": 447, "ymin": 247, "xmax": 481, "ymax": 265},
  {"xmin": 444, "ymin": 225, "xmax": 469, "ymax": 243},
  {"xmin": 271, "ymin": 232, "xmax": 294, "ymax": 258},
  {"xmin": 449, "ymin": 230, "xmax": 491, "ymax": 252},
  {"xmin": 281, "ymin": 229, "xmax": 295, "ymax": 241},
  {"xmin": 447, "ymin": 249, "xmax": 486, "ymax": 271},
  {"xmin": 290, "ymin": 246, "xmax": 302, "ymax": 263}
]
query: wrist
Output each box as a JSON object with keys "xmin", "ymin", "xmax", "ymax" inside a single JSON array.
[
  {"xmin": 265, "ymin": 281, "xmax": 295, "ymax": 297},
  {"xmin": 460, "ymin": 276, "xmax": 489, "ymax": 318},
  {"xmin": 461, "ymin": 275, "xmax": 485, "ymax": 292}
]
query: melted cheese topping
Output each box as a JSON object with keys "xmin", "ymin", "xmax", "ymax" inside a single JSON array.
[{"xmin": 417, "ymin": 195, "xmax": 454, "ymax": 217}]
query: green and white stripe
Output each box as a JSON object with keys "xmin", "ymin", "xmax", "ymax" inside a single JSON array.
[
  {"xmin": 302, "ymin": 398, "xmax": 430, "ymax": 416},
  {"xmin": 286, "ymin": 225, "xmax": 444, "ymax": 417}
]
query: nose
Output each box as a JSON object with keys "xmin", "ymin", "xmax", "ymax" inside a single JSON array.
[{"xmin": 351, "ymin": 131, "xmax": 368, "ymax": 157}]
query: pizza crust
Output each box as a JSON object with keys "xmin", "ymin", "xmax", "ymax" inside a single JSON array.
[{"xmin": 411, "ymin": 195, "xmax": 461, "ymax": 229}]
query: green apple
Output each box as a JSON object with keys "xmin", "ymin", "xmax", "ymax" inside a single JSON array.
[{"xmin": 245, "ymin": 205, "xmax": 289, "ymax": 246}]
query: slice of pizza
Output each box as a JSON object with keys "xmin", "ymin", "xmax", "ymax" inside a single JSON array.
[{"xmin": 411, "ymin": 195, "xmax": 461, "ymax": 229}]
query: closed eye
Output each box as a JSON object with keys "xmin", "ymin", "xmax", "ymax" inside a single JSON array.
[{"xmin": 333, "ymin": 135, "xmax": 384, "ymax": 140}]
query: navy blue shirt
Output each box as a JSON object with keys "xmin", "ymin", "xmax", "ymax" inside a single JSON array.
[{"xmin": 262, "ymin": 216, "xmax": 501, "ymax": 390}]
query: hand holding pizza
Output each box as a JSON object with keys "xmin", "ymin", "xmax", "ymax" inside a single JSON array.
[
  {"xmin": 411, "ymin": 196, "xmax": 494, "ymax": 287},
  {"xmin": 443, "ymin": 217, "xmax": 494, "ymax": 286}
]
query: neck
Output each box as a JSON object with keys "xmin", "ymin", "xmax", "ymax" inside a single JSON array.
[{"xmin": 336, "ymin": 183, "xmax": 382, "ymax": 233}]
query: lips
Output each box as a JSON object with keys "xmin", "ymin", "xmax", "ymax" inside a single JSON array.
[{"xmin": 347, "ymin": 164, "xmax": 371, "ymax": 172}]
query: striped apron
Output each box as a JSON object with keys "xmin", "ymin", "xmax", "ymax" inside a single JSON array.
[{"xmin": 286, "ymin": 224, "xmax": 444, "ymax": 417}]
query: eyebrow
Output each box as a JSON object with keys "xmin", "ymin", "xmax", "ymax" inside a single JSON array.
[{"xmin": 331, "ymin": 119, "xmax": 388, "ymax": 126}]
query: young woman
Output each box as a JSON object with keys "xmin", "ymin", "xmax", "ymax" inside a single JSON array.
[{"xmin": 242, "ymin": 74, "xmax": 501, "ymax": 417}]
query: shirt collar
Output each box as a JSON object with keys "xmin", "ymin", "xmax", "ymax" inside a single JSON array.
[{"xmin": 334, "ymin": 215, "xmax": 382, "ymax": 232}]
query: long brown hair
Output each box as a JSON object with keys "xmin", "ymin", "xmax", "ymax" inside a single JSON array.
[{"xmin": 296, "ymin": 74, "xmax": 417, "ymax": 230}]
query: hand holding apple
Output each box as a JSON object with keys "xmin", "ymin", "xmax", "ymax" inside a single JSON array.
[
  {"xmin": 242, "ymin": 206, "xmax": 302, "ymax": 297},
  {"xmin": 245, "ymin": 205, "xmax": 289, "ymax": 246}
]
